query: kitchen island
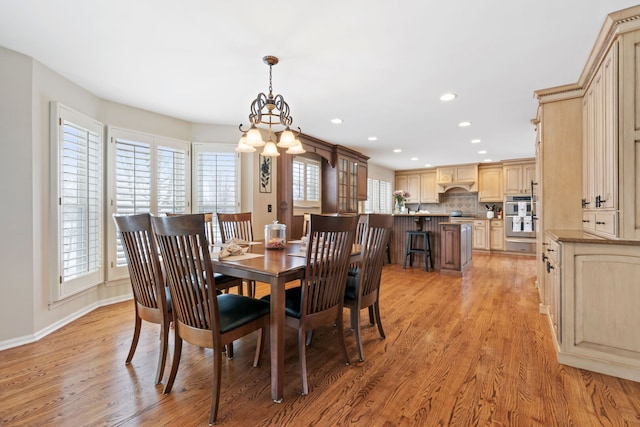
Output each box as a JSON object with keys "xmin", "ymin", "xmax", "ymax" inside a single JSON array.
[{"xmin": 389, "ymin": 213, "xmax": 466, "ymax": 271}]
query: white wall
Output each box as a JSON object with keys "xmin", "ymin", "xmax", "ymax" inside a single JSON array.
[
  {"xmin": 0, "ymin": 47, "xmax": 35, "ymax": 342},
  {"xmin": 0, "ymin": 47, "xmax": 278, "ymax": 347}
]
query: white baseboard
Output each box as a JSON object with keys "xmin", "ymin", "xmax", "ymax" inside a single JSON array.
[{"xmin": 0, "ymin": 294, "xmax": 132, "ymax": 351}]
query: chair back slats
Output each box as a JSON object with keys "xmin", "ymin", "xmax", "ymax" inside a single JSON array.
[
  {"xmin": 303, "ymin": 215, "xmax": 358, "ymax": 317},
  {"xmin": 114, "ymin": 214, "xmax": 164, "ymax": 311},
  {"xmin": 217, "ymin": 212, "xmax": 253, "ymax": 243},
  {"xmin": 152, "ymin": 214, "xmax": 220, "ymax": 338},
  {"xmin": 359, "ymin": 214, "xmax": 393, "ymax": 298}
]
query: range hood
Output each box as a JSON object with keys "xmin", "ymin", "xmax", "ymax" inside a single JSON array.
[
  {"xmin": 436, "ymin": 164, "xmax": 479, "ymax": 193},
  {"xmin": 438, "ymin": 180, "xmax": 477, "ymax": 192}
]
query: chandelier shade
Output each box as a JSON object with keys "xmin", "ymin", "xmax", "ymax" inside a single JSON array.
[{"xmin": 237, "ymin": 56, "xmax": 305, "ymax": 157}]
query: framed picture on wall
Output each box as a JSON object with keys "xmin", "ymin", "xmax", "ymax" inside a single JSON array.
[{"xmin": 259, "ymin": 154, "xmax": 272, "ymax": 193}]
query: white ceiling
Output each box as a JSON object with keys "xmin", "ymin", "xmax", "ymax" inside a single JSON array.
[{"xmin": 1, "ymin": 1, "xmax": 638, "ymax": 171}]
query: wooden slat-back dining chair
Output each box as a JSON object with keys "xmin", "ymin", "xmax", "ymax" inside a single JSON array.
[
  {"xmin": 344, "ymin": 214, "xmax": 393, "ymax": 361},
  {"xmin": 261, "ymin": 214, "xmax": 358, "ymax": 395},
  {"xmin": 301, "ymin": 213, "xmax": 311, "ymax": 238},
  {"xmin": 151, "ymin": 213, "xmax": 270, "ymax": 426},
  {"xmin": 217, "ymin": 212, "xmax": 256, "ymax": 297},
  {"xmin": 166, "ymin": 212, "xmax": 244, "ymax": 296},
  {"xmin": 113, "ymin": 213, "xmax": 170, "ymax": 385}
]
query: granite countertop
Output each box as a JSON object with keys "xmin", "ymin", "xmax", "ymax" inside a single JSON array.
[{"xmin": 546, "ymin": 229, "xmax": 640, "ymax": 246}]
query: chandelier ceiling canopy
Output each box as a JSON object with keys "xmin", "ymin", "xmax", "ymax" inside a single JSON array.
[{"xmin": 236, "ymin": 55, "xmax": 305, "ymax": 156}]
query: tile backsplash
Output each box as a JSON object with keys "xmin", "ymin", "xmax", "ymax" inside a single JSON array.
[{"xmin": 406, "ymin": 189, "xmax": 503, "ymax": 216}]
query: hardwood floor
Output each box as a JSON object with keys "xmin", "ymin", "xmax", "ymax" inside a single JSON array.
[{"xmin": 2, "ymin": 253, "xmax": 640, "ymax": 426}]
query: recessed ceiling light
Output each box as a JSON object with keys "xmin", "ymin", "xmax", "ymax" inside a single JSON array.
[
  {"xmin": 368, "ymin": 136, "xmax": 378, "ymax": 141},
  {"xmin": 393, "ymin": 149, "xmax": 402, "ymax": 153},
  {"xmin": 471, "ymin": 139, "xmax": 481, "ymax": 144},
  {"xmin": 424, "ymin": 163, "xmax": 432, "ymax": 167},
  {"xmin": 459, "ymin": 121, "xmax": 472, "ymax": 127},
  {"xmin": 478, "ymin": 150, "xmax": 487, "ymax": 154},
  {"xmin": 411, "ymin": 157, "xmax": 418, "ymax": 161},
  {"xmin": 331, "ymin": 118, "xmax": 343, "ymax": 124},
  {"xmin": 484, "ymin": 158, "xmax": 492, "ymax": 162},
  {"xmin": 440, "ymin": 93, "xmax": 457, "ymax": 101}
]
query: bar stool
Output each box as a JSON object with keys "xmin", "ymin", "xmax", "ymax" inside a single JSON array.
[{"xmin": 403, "ymin": 230, "xmax": 433, "ymax": 271}]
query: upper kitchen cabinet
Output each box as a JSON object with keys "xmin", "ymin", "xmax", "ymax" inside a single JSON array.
[
  {"xmin": 578, "ymin": 19, "xmax": 640, "ymax": 240},
  {"xmin": 420, "ymin": 170, "xmax": 439, "ymax": 203},
  {"xmin": 436, "ymin": 164, "xmax": 478, "ymax": 193},
  {"xmin": 478, "ymin": 165, "xmax": 503, "ymax": 202},
  {"xmin": 503, "ymin": 160, "xmax": 535, "ymax": 195},
  {"xmin": 395, "ymin": 170, "xmax": 439, "ymax": 204},
  {"xmin": 395, "ymin": 173, "xmax": 420, "ymax": 203}
]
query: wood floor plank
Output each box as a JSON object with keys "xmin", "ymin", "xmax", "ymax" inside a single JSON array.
[{"xmin": 1, "ymin": 253, "xmax": 640, "ymax": 426}]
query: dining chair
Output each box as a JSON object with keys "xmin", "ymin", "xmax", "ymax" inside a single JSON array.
[
  {"xmin": 343, "ymin": 214, "xmax": 393, "ymax": 361},
  {"xmin": 151, "ymin": 213, "xmax": 270, "ymax": 426},
  {"xmin": 113, "ymin": 213, "xmax": 170, "ymax": 385},
  {"xmin": 261, "ymin": 213, "xmax": 358, "ymax": 395},
  {"xmin": 217, "ymin": 212, "xmax": 256, "ymax": 297},
  {"xmin": 166, "ymin": 212, "xmax": 245, "ymax": 296},
  {"xmin": 301, "ymin": 212, "xmax": 311, "ymax": 238}
]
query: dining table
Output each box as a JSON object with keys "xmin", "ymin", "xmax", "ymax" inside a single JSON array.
[
  {"xmin": 211, "ymin": 241, "xmax": 306, "ymax": 402},
  {"xmin": 210, "ymin": 240, "xmax": 360, "ymax": 402}
]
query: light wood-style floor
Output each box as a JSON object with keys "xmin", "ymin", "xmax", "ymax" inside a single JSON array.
[{"xmin": 2, "ymin": 253, "xmax": 640, "ymax": 426}]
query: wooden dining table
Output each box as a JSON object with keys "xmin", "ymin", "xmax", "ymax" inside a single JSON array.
[
  {"xmin": 211, "ymin": 242, "xmax": 306, "ymax": 402},
  {"xmin": 211, "ymin": 241, "xmax": 360, "ymax": 402}
]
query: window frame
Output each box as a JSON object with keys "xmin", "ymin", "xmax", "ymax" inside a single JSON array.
[
  {"xmin": 106, "ymin": 126, "xmax": 191, "ymax": 282},
  {"xmin": 50, "ymin": 101, "xmax": 105, "ymax": 301},
  {"xmin": 191, "ymin": 142, "xmax": 241, "ymax": 244}
]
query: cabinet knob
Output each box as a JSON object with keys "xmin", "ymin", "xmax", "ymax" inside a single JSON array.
[
  {"xmin": 582, "ymin": 219, "xmax": 590, "ymax": 223},
  {"xmin": 541, "ymin": 253, "xmax": 548, "ymax": 263},
  {"xmin": 596, "ymin": 221, "xmax": 606, "ymax": 225}
]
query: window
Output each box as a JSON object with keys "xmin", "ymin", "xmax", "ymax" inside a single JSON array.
[
  {"xmin": 107, "ymin": 127, "xmax": 190, "ymax": 280},
  {"xmin": 192, "ymin": 143, "xmax": 240, "ymax": 243},
  {"xmin": 50, "ymin": 102, "xmax": 104, "ymax": 301},
  {"xmin": 292, "ymin": 156, "xmax": 321, "ymax": 208},
  {"xmin": 364, "ymin": 178, "xmax": 392, "ymax": 213}
]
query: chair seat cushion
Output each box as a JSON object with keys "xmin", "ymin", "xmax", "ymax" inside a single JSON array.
[
  {"xmin": 260, "ymin": 286, "xmax": 302, "ymax": 319},
  {"xmin": 344, "ymin": 275, "xmax": 358, "ymax": 301},
  {"xmin": 347, "ymin": 267, "xmax": 360, "ymax": 277},
  {"xmin": 217, "ymin": 294, "xmax": 270, "ymax": 333}
]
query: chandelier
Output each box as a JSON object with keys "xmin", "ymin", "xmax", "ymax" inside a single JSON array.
[{"xmin": 236, "ymin": 55, "xmax": 305, "ymax": 156}]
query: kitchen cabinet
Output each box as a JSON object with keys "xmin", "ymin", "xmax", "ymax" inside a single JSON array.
[
  {"xmin": 420, "ymin": 170, "xmax": 439, "ymax": 203},
  {"xmin": 503, "ymin": 161, "xmax": 535, "ymax": 195},
  {"xmin": 542, "ymin": 236, "xmax": 560, "ymax": 344},
  {"xmin": 472, "ymin": 220, "xmax": 489, "ymax": 250},
  {"xmin": 436, "ymin": 164, "xmax": 478, "ymax": 192},
  {"xmin": 394, "ymin": 173, "xmax": 420, "ymax": 203},
  {"xmin": 357, "ymin": 162, "xmax": 368, "ymax": 201},
  {"xmin": 478, "ymin": 166, "xmax": 503, "ymax": 202},
  {"xmin": 336, "ymin": 155, "xmax": 358, "ymax": 213},
  {"xmin": 489, "ymin": 219, "xmax": 504, "ymax": 250},
  {"xmin": 440, "ymin": 222, "xmax": 472, "ymax": 276},
  {"xmin": 546, "ymin": 231, "xmax": 640, "ymax": 382},
  {"xmin": 582, "ymin": 44, "xmax": 617, "ymax": 215}
]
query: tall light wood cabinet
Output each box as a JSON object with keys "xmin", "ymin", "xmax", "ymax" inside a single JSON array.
[
  {"xmin": 533, "ymin": 6, "xmax": 640, "ymax": 382},
  {"xmin": 582, "ymin": 42, "xmax": 618, "ymax": 238}
]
